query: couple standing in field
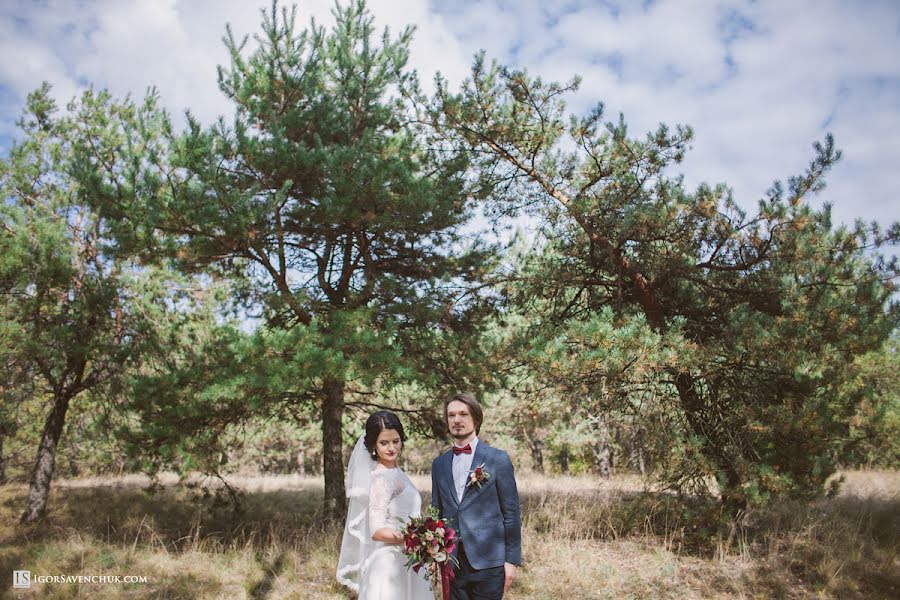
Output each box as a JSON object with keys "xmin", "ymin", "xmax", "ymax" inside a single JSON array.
[{"xmin": 336, "ymin": 393, "xmax": 522, "ymax": 600}]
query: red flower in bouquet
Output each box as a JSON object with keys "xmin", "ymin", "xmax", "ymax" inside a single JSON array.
[{"xmin": 401, "ymin": 506, "xmax": 459, "ymax": 599}]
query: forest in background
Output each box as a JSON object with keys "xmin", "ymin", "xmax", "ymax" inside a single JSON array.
[{"xmin": 2, "ymin": 0, "xmax": 898, "ymax": 530}]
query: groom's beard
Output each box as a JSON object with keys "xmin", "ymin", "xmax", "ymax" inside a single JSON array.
[{"xmin": 451, "ymin": 429, "xmax": 474, "ymax": 440}]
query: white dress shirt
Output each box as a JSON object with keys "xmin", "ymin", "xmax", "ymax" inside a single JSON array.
[{"xmin": 451, "ymin": 437, "xmax": 479, "ymax": 503}]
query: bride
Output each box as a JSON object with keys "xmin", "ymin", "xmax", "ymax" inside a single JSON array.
[{"xmin": 336, "ymin": 410, "xmax": 433, "ymax": 599}]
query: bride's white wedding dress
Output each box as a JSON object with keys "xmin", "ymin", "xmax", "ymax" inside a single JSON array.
[
  {"xmin": 358, "ymin": 466, "xmax": 433, "ymax": 599},
  {"xmin": 336, "ymin": 438, "xmax": 433, "ymax": 600}
]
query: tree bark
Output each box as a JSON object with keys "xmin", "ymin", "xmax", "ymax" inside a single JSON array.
[
  {"xmin": 21, "ymin": 391, "xmax": 73, "ymax": 523},
  {"xmin": 592, "ymin": 421, "xmax": 612, "ymax": 479},
  {"xmin": 296, "ymin": 448, "xmax": 306, "ymax": 476},
  {"xmin": 322, "ymin": 376, "xmax": 346, "ymax": 522},
  {"xmin": 630, "ymin": 428, "xmax": 647, "ymax": 477},
  {"xmin": 66, "ymin": 415, "xmax": 84, "ymax": 478},
  {"xmin": 524, "ymin": 428, "xmax": 544, "ymax": 473},
  {"xmin": 530, "ymin": 437, "xmax": 544, "ymax": 474},
  {"xmin": 559, "ymin": 445, "xmax": 570, "ymax": 475},
  {"xmin": 0, "ymin": 435, "xmax": 7, "ymax": 485}
]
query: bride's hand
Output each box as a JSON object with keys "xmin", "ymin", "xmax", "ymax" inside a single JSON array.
[{"xmin": 371, "ymin": 527, "xmax": 405, "ymax": 544}]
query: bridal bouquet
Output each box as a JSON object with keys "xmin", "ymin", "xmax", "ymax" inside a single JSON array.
[{"xmin": 401, "ymin": 506, "xmax": 459, "ymax": 600}]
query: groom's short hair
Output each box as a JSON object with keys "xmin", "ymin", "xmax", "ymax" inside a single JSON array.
[{"xmin": 443, "ymin": 392, "xmax": 484, "ymax": 434}]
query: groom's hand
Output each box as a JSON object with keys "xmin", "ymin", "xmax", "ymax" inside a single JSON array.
[{"xmin": 503, "ymin": 563, "xmax": 517, "ymax": 593}]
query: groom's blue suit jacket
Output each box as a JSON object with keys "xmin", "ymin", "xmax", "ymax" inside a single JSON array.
[{"xmin": 431, "ymin": 441, "xmax": 522, "ymax": 570}]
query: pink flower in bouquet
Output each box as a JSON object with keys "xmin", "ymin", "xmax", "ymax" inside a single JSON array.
[{"xmin": 401, "ymin": 506, "xmax": 460, "ymax": 598}]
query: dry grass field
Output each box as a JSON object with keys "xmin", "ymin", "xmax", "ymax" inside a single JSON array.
[{"xmin": 1, "ymin": 471, "xmax": 898, "ymax": 599}]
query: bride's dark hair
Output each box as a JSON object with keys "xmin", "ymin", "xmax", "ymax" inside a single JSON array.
[{"xmin": 364, "ymin": 410, "xmax": 406, "ymax": 460}]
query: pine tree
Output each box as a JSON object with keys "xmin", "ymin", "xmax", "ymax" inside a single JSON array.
[
  {"xmin": 441, "ymin": 56, "xmax": 899, "ymax": 512},
  {"xmin": 0, "ymin": 85, "xmax": 148, "ymax": 522},
  {"xmin": 73, "ymin": 1, "xmax": 490, "ymax": 520}
]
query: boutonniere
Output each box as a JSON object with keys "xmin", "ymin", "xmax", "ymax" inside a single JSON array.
[{"xmin": 467, "ymin": 463, "xmax": 491, "ymax": 489}]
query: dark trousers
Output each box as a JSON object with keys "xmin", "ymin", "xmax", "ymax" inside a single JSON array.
[{"xmin": 450, "ymin": 541, "xmax": 505, "ymax": 600}]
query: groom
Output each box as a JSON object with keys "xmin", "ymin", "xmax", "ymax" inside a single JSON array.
[{"xmin": 431, "ymin": 393, "xmax": 522, "ymax": 599}]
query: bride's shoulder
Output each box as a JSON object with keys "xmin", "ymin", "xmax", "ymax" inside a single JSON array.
[
  {"xmin": 397, "ymin": 468, "xmax": 420, "ymax": 486},
  {"xmin": 371, "ymin": 465, "xmax": 400, "ymax": 478}
]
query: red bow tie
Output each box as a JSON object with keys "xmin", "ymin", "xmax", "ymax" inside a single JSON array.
[{"xmin": 452, "ymin": 444, "xmax": 472, "ymax": 455}]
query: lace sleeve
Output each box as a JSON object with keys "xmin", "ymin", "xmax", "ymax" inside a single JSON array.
[{"xmin": 368, "ymin": 471, "xmax": 394, "ymax": 532}]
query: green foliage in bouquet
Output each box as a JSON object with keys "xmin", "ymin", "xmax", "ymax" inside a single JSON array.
[{"xmin": 401, "ymin": 505, "xmax": 459, "ymax": 594}]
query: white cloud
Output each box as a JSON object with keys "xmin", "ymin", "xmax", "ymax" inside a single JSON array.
[
  {"xmin": 365, "ymin": 0, "xmax": 469, "ymax": 90},
  {"xmin": 1, "ymin": 0, "xmax": 898, "ymax": 234},
  {"xmin": 436, "ymin": 0, "xmax": 900, "ymax": 231}
]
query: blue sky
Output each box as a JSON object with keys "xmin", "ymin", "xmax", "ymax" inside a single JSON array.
[{"xmin": 1, "ymin": 0, "xmax": 898, "ymax": 235}]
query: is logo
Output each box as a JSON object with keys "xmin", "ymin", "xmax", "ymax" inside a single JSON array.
[{"xmin": 13, "ymin": 570, "xmax": 31, "ymax": 589}]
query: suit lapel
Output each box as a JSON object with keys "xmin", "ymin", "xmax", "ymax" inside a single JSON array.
[{"xmin": 459, "ymin": 441, "xmax": 488, "ymax": 506}]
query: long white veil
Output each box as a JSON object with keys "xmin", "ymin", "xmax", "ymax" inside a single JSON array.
[{"xmin": 336, "ymin": 435, "xmax": 375, "ymax": 592}]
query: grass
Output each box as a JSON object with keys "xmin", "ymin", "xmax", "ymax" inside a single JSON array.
[{"xmin": 1, "ymin": 471, "xmax": 898, "ymax": 599}]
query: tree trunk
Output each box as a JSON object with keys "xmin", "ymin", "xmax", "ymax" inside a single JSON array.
[
  {"xmin": 531, "ymin": 439, "xmax": 544, "ymax": 474},
  {"xmin": 322, "ymin": 377, "xmax": 346, "ymax": 522},
  {"xmin": 66, "ymin": 415, "xmax": 84, "ymax": 478},
  {"xmin": 674, "ymin": 372, "xmax": 746, "ymax": 515},
  {"xmin": 719, "ymin": 466, "xmax": 747, "ymax": 517},
  {"xmin": 296, "ymin": 448, "xmax": 306, "ymax": 476},
  {"xmin": 559, "ymin": 445, "xmax": 570, "ymax": 475},
  {"xmin": 631, "ymin": 428, "xmax": 646, "ymax": 477},
  {"xmin": 592, "ymin": 421, "xmax": 612, "ymax": 479},
  {"xmin": 0, "ymin": 435, "xmax": 7, "ymax": 485},
  {"xmin": 612, "ymin": 425, "xmax": 621, "ymax": 476},
  {"xmin": 593, "ymin": 381, "xmax": 613, "ymax": 478},
  {"xmin": 525, "ymin": 429, "xmax": 544, "ymax": 473},
  {"xmin": 21, "ymin": 391, "xmax": 73, "ymax": 523}
]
